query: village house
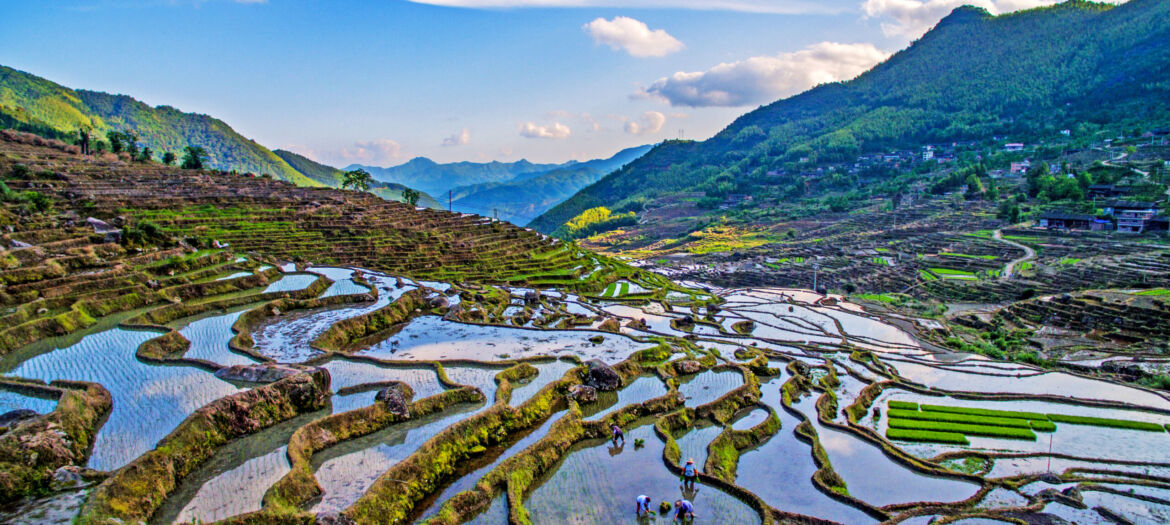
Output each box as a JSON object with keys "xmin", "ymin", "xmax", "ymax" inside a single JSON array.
[
  {"xmin": 1004, "ymin": 143, "xmax": 1025, "ymax": 152},
  {"xmin": 1104, "ymin": 201, "xmax": 1160, "ymax": 233},
  {"xmin": 1010, "ymin": 160, "xmax": 1032, "ymax": 175},
  {"xmin": 1038, "ymin": 211, "xmax": 1112, "ymax": 231}
]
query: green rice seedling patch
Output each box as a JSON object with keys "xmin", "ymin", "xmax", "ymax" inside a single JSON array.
[
  {"xmin": 872, "ymin": 257, "xmax": 889, "ymax": 266},
  {"xmin": 1045, "ymin": 413, "xmax": 1166, "ymax": 432},
  {"xmin": 887, "ymin": 418, "xmax": 1037, "ymax": 440},
  {"xmin": 887, "ymin": 400, "xmax": 919, "ymax": 410},
  {"xmin": 1058, "ymin": 258, "xmax": 1081, "ymax": 265},
  {"xmin": 1029, "ymin": 420, "xmax": 1056, "ymax": 432},
  {"xmin": 929, "ymin": 268, "xmax": 977, "ymax": 279},
  {"xmin": 1135, "ymin": 289, "xmax": 1170, "ymax": 296},
  {"xmin": 887, "ymin": 409, "xmax": 1034, "ymax": 429},
  {"xmin": 920, "ymin": 404, "xmax": 1047, "ymax": 421},
  {"xmin": 918, "ymin": 270, "xmax": 938, "ymax": 281},
  {"xmin": 885, "ymin": 428, "xmax": 969, "ymax": 445}
]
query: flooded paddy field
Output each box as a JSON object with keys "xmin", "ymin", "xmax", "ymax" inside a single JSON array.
[{"xmin": 5, "ymin": 264, "xmax": 1169, "ymax": 525}]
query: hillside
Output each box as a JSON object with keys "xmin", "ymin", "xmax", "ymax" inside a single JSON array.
[
  {"xmin": 450, "ymin": 144, "xmax": 652, "ymax": 224},
  {"xmin": 350, "ymin": 157, "xmax": 566, "ymax": 196},
  {"xmin": 531, "ymin": 0, "xmax": 1170, "ymax": 233},
  {"xmin": 274, "ymin": 149, "xmax": 442, "ymax": 208},
  {"xmin": 0, "ymin": 65, "xmax": 317, "ymax": 186}
]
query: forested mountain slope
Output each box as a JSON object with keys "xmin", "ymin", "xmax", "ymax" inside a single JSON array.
[
  {"xmin": 350, "ymin": 157, "xmax": 564, "ymax": 196},
  {"xmin": 0, "ymin": 65, "xmax": 318, "ymax": 186},
  {"xmin": 531, "ymin": 0, "xmax": 1170, "ymax": 233}
]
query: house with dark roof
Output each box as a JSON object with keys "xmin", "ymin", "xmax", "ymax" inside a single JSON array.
[
  {"xmin": 1103, "ymin": 201, "xmax": 1159, "ymax": 233},
  {"xmin": 1038, "ymin": 211, "xmax": 1095, "ymax": 230}
]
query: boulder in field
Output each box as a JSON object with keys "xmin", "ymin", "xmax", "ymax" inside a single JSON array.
[
  {"xmin": 214, "ymin": 364, "xmax": 301, "ymax": 383},
  {"xmin": 585, "ymin": 359, "xmax": 621, "ymax": 391}
]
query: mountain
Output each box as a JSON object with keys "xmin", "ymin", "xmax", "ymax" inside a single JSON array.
[
  {"xmin": 449, "ymin": 144, "xmax": 652, "ymax": 224},
  {"xmin": 0, "ymin": 65, "xmax": 318, "ymax": 186},
  {"xmin": 530, "ymin": 0, "xmax": 1170, "ymax": 233},
  {"xmin": 274, "ymin": 149, "xmax": 442, "ymax": 208},
  {"xmin": 349, "ymin": 157, "xmax": 566, "ymax": 197}
]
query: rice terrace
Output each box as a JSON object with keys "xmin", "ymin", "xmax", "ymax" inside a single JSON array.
[{"xmin": 2, "ymin": 0, "xmax": 1170, "ymax": 524}]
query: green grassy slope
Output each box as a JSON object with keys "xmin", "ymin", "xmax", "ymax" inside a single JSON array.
[{"xmin": 530, "ymin": 0, "xmax": 1170, "ymax": 233}]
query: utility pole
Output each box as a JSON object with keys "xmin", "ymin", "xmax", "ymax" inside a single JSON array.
[
  {"xmin": 813, "ymin": 263, "xmax": 819, "ymax": 293},
  {"xmin": 448, "ymin": 190, "xmax": 452, "ymax": 212},
  {"xmin": 493, "ymin": 208, "xmax": 498, "ymax": 220}
]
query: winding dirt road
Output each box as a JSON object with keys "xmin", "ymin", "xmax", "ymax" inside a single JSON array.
[{"xmin": 993, "ymin": 228, "xmax": 1035, "ymax": 279}]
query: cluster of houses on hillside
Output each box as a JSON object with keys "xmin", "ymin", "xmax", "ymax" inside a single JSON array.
[{"xmin": 1039, "ymin": 201, "xmax": 1168, "ymax": 233}]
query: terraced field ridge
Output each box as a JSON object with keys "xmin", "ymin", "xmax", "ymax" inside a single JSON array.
[{"xmin": 1, "ymin": 133, "xmax": 1169, "ymax": 525}]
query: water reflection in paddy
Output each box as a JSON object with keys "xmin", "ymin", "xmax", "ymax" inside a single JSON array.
[
  {"xmin": 0, "ymin": 386, "xmax": 57, "ymax": 416},
  {"xmin": 359, "ymin": 316, "xmax": 652, "ymax": 363},
  {"xmin": 414, "ymin": 410, "xmax": 567, "ymax": 522},
  {"xmin": 730, "ymin": 407, "xmax": 772, "ymax": 430},
  {"xmin": 675, "ymin": 423, "xmax": 722, "ymax": 470},
  {"xmin": 443, "ymin": 365, "xmax": 503, "ymax": 404},
  {"xmin": 886, "ymin": 360, "xmax": 1170, "ymax": 410},
  {"xmin": 581, "ymin": 375, "xmax": 668, "ymax": 421},
  {"xmin": 509, "ymin": 360, "xmax": 577, "ymax": 406},
  {"xmin": 678, "ymin": 370, "xmax": 743, "ymax": 406},
  {"xmin": 2, "ymin": 328, "xmax": 240, "ymax": 471},
  {"xmin": 320, "ymin": 359, "xmax": 448, "ymax": 414},
  {"xmin": 154, "ymin": 410, "xmax": 325, "ymax": 524},
  {"xmin": 792, "ymin": 396, "xmax": 980, "ymax": 507},
  {"xmin": 524, "ymin": 423, "xmax": 761, "ymax": 524},
  {"xmin": 311, "ymin": 403, "xmax": 481, "ymax": 514},
  {"xmin": 261, "ymin": 273, "xmax": 318, "ymax": 293},
  {"xmin": 736, "ymin": 372, "xmax": 877, "ymax": 524},
  {"xmin": 174, "ymin": 307, "xmax": 261, "ymax": 367}
]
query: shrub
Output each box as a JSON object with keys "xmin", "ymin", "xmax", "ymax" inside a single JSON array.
[{"xmin": 885, "ymin": 428, "xmax": 969, "ymax": 445}]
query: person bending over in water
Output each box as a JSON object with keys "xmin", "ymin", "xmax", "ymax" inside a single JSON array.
[
  {"xmin": 682, "ymin": 458, "xmax": 699, "ymax": 490},
  {"xmin": 635, "ymin": 494, "xmax": 652, "ymax": 517},
  {"xmin": 611, "ymin": 424, "xmax": 625, "ymax": 445},
  {"xmin": 674, "ymin": 499, "xmax": 695, "ymax": 523}
]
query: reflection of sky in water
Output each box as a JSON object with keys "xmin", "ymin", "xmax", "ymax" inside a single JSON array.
[
  {"xmin": 178, "ymin": 309, "xmax": 261, "ymax": 367},
  {"xmin": 262, "ymin": 273, "xmax": 318, "ymax": 293},
  {"xmin": 177, "ymin": 446, "xmax": 289, "ymax": 523},
  {"xmin": 0, "ymin": 388, "xmax": 56, "ymax": 415},
  {"xmin": 6, "ymin": 328, "xmax": 239, "ymax": 470}
]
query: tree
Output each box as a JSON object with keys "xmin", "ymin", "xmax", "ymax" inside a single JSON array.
[
  {"xmin": 106, "ymin": 131, "xmax": 124, "ymax": 153},
  {"xmin": 341, "ymin": 169, "xmax": 373, "ymax": 192},
  {"xmin": 401, "ymin": 187, "xmax": 421, "ymax": 206},
  {"xmin": 137, "ymin": 146, "xmax": 153, "ymax": 163},
  {"xmin": 181, "ymin": 146, "xmax": 209, "ymax": 170},
  {"xmin": 162, "ymin": 151, "xmax": 176, "ymax": 166}
]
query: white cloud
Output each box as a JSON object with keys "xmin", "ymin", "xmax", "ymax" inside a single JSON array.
[
  {"xmin": 338, "ymin": 139, "xmax": 403, "ymax": 164},
  {"xmin": 624, "ymin": 111, "xmax": 667, "ymax": 135},
  {"xmin": 519, "ymin": 121, "xmax": 572, "ymax": 139},
  {"xmin": 637, "ymin": 42, "xmax": 890, "ymax": 107},
  {"xmin": 404, "ymin": 0, "xmax": 841, "ymax": 14},
  {"xmin": 583, "ymin": 16, "xmax": 684, "ymax": 58},
  {"xmin": 442, "ymin": 128, "xmax": 471, "ymax": 146},
  {"xmin": 860, "ymin": 0, "xmax": 1123, "ymax": 38}
]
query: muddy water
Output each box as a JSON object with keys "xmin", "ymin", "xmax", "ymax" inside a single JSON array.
[
  {"xmin": 251, "ymin": 285, "xmax": 394, "ymax": 362},
  {"xmin": 320, "ymin": 359, "xmax": 448, "ymax": 414},
  {"xmin": 524, "ymin": 423, "xmax": 761, "ymax": 524},
  {"xmin": 443, "ymin": 365, "xmax": 504, "ymax": 403},
  {"xmin": 359, "ymin": 316, "xmax": 652, "ymax": 363},
  {"xmin": 2, "ymin": 327, "xmax": 239, "ymax": 471}
]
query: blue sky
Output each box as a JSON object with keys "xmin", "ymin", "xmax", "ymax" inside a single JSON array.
[{"xmin": 0, "ymin": 0, "xmax": 1072, "ymax": 166}]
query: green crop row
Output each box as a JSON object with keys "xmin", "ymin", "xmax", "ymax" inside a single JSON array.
[
  {"xmin": 885, "ymin": 428, "xmax": 969, "ymax": 445},
  {"xmin": 1045, "ymin": 414, "xmax": 1166, "ymax": 432},
  {"xmin": 888, "ymin": 418, "xmax": 1037, "ymax": 440},
  {"xmin": 888, "ymin": 408, "xmax": 1034, "ymax": 429},
  {"xmin": 919, "ymin": 404, "xmax": 1047, "ymax": 421},
  {"xmin": 887, "ymin": 400, "xmax": 919, "ymax": 410},
  {"xmin": 1029, "ymin": 420, "xmax": 1056, "ymax": 432}
]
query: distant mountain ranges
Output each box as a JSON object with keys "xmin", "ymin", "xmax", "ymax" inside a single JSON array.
[
  {"xmin": 348, "ymin": 144, "xmax": 651, "ymax": 224},
  {"xmin": 530, "ymin": 0, "xmax": 1170, "ymax": 233},
  {"xmin": 0, "ymin": 64, "xmax": 650, "ymax": 221}
]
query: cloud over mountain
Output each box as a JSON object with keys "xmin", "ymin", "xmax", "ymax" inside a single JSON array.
[
  {"xmin": 624, "ymin": 111, "xmax": 667, "ymax": 135},
  {"xmin": 519, "ymin": 121, "xmax": 572, "ymax": 139},
  {"xmin": 637, "ymin": 41, "xmax": 890, "ymax": 107}
]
